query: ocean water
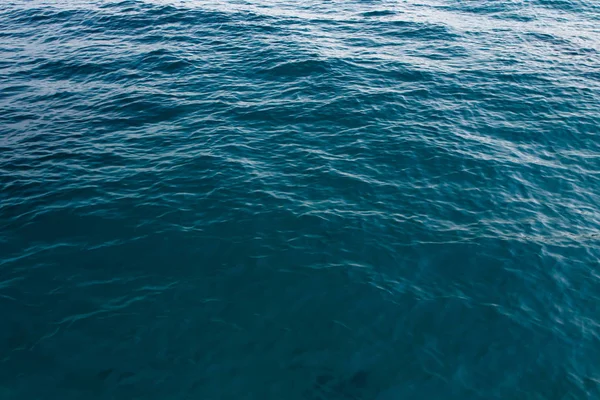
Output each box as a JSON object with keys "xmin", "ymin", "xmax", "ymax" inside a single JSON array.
[{"xmin": 1, "ymin": 0, "xmax": 599, "ymax": 398}]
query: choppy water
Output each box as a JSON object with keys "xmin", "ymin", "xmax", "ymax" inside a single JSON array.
[{"xmin": 1, "ymin": 0, "xmax": 600, "ymax": 398}]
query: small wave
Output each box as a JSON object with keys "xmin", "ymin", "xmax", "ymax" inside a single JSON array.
[
  {"xmin": 259, "ymin": 58, "xmax": 331, "ymax": 78},
  {"xmin": 361, "ymin": 10, "xmax": 397, "ymax": 17}
]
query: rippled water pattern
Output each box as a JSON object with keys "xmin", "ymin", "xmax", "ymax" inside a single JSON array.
[{"xmin": 1, "ymin": 0, "xmax": 600, "ymax": 398}]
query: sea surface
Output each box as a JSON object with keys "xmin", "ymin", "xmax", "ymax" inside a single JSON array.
[{"xmin": 1, "ymin": 0, "xmax": 599, "ymax": 399}]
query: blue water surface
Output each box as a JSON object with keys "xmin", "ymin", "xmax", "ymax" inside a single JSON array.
[{"xmin": 1, "ymin": 0, "xmax": 599, "ymax": 399}]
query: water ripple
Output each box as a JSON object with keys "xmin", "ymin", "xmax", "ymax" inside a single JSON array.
[{"xmin": 1, "ymin": 0, "xmax": 599, "ymax": 399}]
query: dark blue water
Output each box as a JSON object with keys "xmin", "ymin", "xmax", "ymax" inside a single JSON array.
[{"xmin": 1, "ymin": 0, "xmax": 600, "ymax": 398}]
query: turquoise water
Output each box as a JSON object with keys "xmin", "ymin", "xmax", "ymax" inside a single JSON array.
[{"xmin": 1, "ymin": 0, "xmax": 600, "ymax": 398}]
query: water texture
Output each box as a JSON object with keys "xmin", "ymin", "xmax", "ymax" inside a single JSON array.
[{"xmin": 1, "ymin": 0, "xmax": 599, "ymax": 398}]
